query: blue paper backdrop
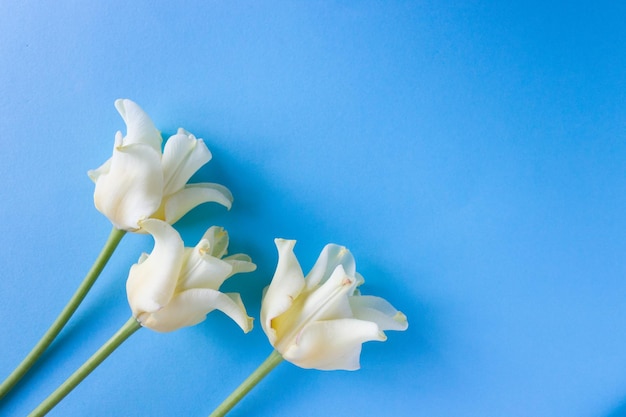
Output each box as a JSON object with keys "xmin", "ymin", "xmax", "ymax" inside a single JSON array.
[{"xmin": 1, "ymin": 2, "xmax": 626, "ymax": 416}]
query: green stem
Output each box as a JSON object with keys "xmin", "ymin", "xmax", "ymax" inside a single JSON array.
[
  {"xmin": 28, "ymin": 316, "xmax": 141, "ymax": 417},
  {"xmin": 0, "ymin": 227, "xmax": 126, "ymax": 400},
  {"xmin": 209, "ymin": 350, "xmax": 284, "ymax": 417}
]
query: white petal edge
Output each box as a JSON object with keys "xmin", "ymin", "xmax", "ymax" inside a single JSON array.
[
  {"xmin": 161, "ymin": 130, "xmax": 212, "ymax": 196},
  {"xmin": 162, "ymin": 183, "xmax": 233, "ymax": 225},
  {"xmin": 305, "ymin": 244, "xmax": 356, "ymax": 289},
  {"xmin": 281, "ymin": 318, "xmax": 385, "ymax": 371},
  {"xmin": 114, "ymin": 99, "xmax": 162, "ymax": 151},
  {"xmin": 87, "ymin": 157, "xmax": 112, "ymax": 183},
  {"xmin": 126, "ymin": 219, "xmax": 184, "ymax": 317},
  {"xmin": 140, "ymin": 288, "xmax": 252, "ymax": 333},
  {"xmin": 349, "ymin": 295, "xmax": 409, "ymax": 331},
  {"xmin": 179, "ymin": 250, "xmax": 234, "ymax": 291},
  {"xmin": 200, "ymin": 226, "xmax": 230, "ymax": 259},
  {"xmin": 224, "ymin": 254, "xmax": 257, "ymax": 275},
  {"xmin": 261, "ymin": 239, "xmax": 306, "ymax": 345},
  {"xmin": 92, "ymin": 142, "xmax": 163, "ymax": 231}
]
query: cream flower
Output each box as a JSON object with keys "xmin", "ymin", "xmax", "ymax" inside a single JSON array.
[
  {"xmin": 126, "ymin": 219, "xmax": 255, "ymax": 333},
  {"xmin": 88, "ymin": 99, "xmax": 232, "ymax": 231},
  {"xmin": 261, "ymin": 239, "xmax": 408, "ymax": 371}
]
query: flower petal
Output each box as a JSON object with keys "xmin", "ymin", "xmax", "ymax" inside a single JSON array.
[
  {"xmin": 220, "ymin": 292, "xmax": 254, "ymax": 333},
  {"xmin": 114, "ymin": 99, "xmax": 162, "ymax": 151},
  {"xmin": 349, "ymin": 295, "xmax": 409, "ymax": 331},
  {"xmin": 298, "ymin": 265, "xmax": 356, "ymax": 322},
  {"xmin": 178, "ymin": 246, "xmax": 234, "ymax": 291},
  {"xmin": 162, "ymin": 183, "xmax": 233, "ymax": 225},
  {"xmin": 261, "ymin": 239, "xmax": 306, "ymax": 344},
  {"xmin": 305, "ymin": 244, "xmax": 356, "ymax": 289},
  {"xmin": 177, "ymin": 228, "xmax": 256, "ymax": 291},
  {"xmin": 140, "ymin": 288, "xmax": 252, "ymax": 333},
  {"xmin": 224, "ymin": 254, "xmax": 257, "ymax": 275},
  {"xmin": 87, "ymin": 157, "xmax": 112, "ymax": 183},
  {"xmin": 161, "ymin": 129, "xmax": 212, "ymax": 196},
  {"xmin": 126, "ymin": 219, "xmax": 184, "ymax": 317},
  {"xmin": 286, "ymin": 265, "xmax": 356, "ymax": 326},
  {"xmin": 92, "ymin": 140, "xmax": 163, "ymax": 231},
  {"xmin": 200, "ymin": 226, "xmax": 230, "ymax": 259},
  {"xmin": 272, "ymin": 265, "xmax": 356, "ymax": 353},
  {"xmin": 281, "ymin": 318, "xmax": 385, "ymax": 370}
]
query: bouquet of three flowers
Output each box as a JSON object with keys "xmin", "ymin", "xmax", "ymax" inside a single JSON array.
[{"xmin": 0, "ymin": 99, "xmax": 408, "ymax": 417}]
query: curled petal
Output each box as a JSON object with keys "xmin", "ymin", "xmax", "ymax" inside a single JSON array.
[
  {"xmin": 114, "ymin": 99, "xmax": 162, "ymax": 151},
  {"xmin": 349, "ymin": 295, "xmax": 409, "ymax": 331},
  {"xmin": 261, "ymin": 239, "xmax": 306, "ymax": 344},
  {"xmin": 200, "ymin": 226, "xmax": 230, "ymax": 259},
  {"xmin": 179, "ymin": 247, "xmax": 234, "ymax": 291},
  {"xmin": 219, "ymin": 292, "xmax": 254, "ymax": 333},
  {"xmin": 126, "ymin": 219, "xmax": 184, "ymax": 317},
  {"xmin": 87, "ymin": 157, "xmax": 112, "ymax": 183},
  {"xmin": 162, "ymin": 183, "xmax": 233, "ymax": 225},
  {"xmin": 92, "ymin": 141, "xmax": 163, "ymax": 231},
  {"xmin": 224, "ymin": 254, "xmax": 257, "ymax": 275},
  {"xmin": 294, "ymin": 265, "xmax": 355, "ymax": 324},
  {"xmin": 305, "ymin": 244, "xmax": 356, "ymax": 289},
  {"xmin": 161, "ymin": 129, "xmax": 212, "ymax": 196},
  {"xmin": 272, "ymin": 265, "xmax": 355, "ymax": 353},
  {"xmin": 282, "ymin": 319, "xmax": 385, "ymax": 371},
  {"xmin": 140, "ymin": 288, "xmax": 253, "ymax": 333},
  {"xmin": 354, "ymin": 272, "xmax": 365, "ymax": 287}
]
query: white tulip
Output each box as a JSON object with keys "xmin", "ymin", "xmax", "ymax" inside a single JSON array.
[
  {"xmin": 261, "ymin": 239, "xmax": 408, "ymax": 371},
  {"xmin": 88, "ymin": 99, "xmax": 232, "ymax": 231},
  {"xmin": 126, "ymin": 219, "xmax": 255, "ymax": 333}
]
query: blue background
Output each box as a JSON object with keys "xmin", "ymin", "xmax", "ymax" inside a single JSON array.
[{"xmin": 1, "ymin": 1, "xmax": 626, "ymax": 416}]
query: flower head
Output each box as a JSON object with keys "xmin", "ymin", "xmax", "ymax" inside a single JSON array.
[
  {"xmin": 88, "ymin": 99, "xmax": 232, "ymax": 231},
  {"xmin": 126, "ymin": 219, "xmax": 255, "ymax": 333},
  {"xmin": 261, "ymin": 239, "xmax": 408, "ymax": 371}
]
